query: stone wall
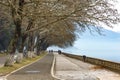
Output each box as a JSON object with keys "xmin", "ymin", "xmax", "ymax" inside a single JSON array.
[{"xmin": 62, "ymin": 52, "xmax": 120, "ymax": 73}]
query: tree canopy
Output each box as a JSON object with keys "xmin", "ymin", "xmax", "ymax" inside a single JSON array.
[{"xmin": 0, "ymin": 0, "xmax": 120, "ymax": 50}]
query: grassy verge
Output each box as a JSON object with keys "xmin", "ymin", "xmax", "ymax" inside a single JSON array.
[
  {"xmin": 0, "ymin": 53, "xmax": 7, "ymax": 57},
  {"xmin": 0, "ymin": 52, "xmax": 46, "ymax": 76}
]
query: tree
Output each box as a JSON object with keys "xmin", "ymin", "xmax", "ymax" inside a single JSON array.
[
  {"xmin": 25, "ymin": 0, "xmax": 120, "ymax": 33},
  {"xmin": 0, "ymin": 0, "xmax": 120, "ymax": 66},
  {"xmin": 25, "ymin": 0, "xmax": 120, "ymax": 50},
  {"xmin": 0, "ymin": 0, "xmax": 120, "ymax": 51},
  {"xmin": 40, "ymin": 20, "xmax": 76, "ymax": 48}
]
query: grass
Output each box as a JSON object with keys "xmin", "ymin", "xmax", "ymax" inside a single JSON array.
[
  {"xmin": 0, "ymin": 52, "xmax": 46, "ymax": 76},
  {"xmin": 90, "ymin": 65, "xmax": 103, "ymax": 70},
  {"xmin": 0, "ymin": 53, "xmax": 7, "ymax": 57}
]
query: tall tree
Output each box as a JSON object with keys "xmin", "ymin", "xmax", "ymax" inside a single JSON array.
[{"xmin": 0, "ymin": 0, "xmax": 120, "ymax": 50}]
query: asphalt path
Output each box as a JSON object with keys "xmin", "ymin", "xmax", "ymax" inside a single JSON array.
[{"xmin": 7, "ymin": 53, "xmax": 57, "ymax": 80}]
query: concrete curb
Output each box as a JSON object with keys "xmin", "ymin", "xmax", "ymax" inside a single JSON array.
[
  {"xmin": 1, "ymin": 53, "xmax": 47, "ymax": 80},
  {"xmin": 51, "ymin": 53, "xmax": 61, "ymax": 80}
]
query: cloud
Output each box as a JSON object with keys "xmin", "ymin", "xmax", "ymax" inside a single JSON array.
[
  {"xmin": 111, "ymin": 0, "xmax": 120, "ymax": 32},
  {"xmin": 101, "ymin": 0, "xmax": 120, "ymax": 33},
  {"xmin": 112, "ymin": 25, "xmax": 120, "ymax": 33},
  {"xmin": 103, "ymin": 24, "xmax": 120, "ymax": 33}
]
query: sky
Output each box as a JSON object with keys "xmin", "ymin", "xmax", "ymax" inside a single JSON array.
[
  {"xmin": 47, "ymin": 1, "xmax": 120, "ymax": 63},
  {"xmin": 103, "ymin": 0, "xmax": 120, "ymax": 33}
]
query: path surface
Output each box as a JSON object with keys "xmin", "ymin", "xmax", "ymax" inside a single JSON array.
[
  {"xmin": 54, "ymin": 53, "xmax": 120, "ymax": 80},
  {"xmin": 7, "ymin": 53, "xmax": 57, "ymax": 80}
]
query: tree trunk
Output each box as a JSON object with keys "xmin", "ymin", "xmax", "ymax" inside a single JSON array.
[{"xmin": 5, "ymin": 0, "xmax": 25, "ymax": 66}]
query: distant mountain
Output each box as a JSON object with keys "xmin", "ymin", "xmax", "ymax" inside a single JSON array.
[
  {"xmin": 62, "ymin": 47, "xmax": 82, "ymax": 55},
  {"xmin": 79, "ymin": 28, "xmax": 120, "ymax": 40}
]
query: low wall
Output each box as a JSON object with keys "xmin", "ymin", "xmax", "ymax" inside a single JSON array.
[{"xmin": 62, "ymin": 52, "xmax": 120, "ymax": 73}]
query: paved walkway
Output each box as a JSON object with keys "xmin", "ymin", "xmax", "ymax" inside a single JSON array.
[
  {"xmin": 7, "ymin": 53, "xmax": 57, "ymax": 80},
  {"xmin": 54, "ymin": 53, "xmax": 120, "ymax": 80}
]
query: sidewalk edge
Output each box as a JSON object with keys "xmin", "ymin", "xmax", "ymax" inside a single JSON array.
[{"xmin": 51, "ymin": 53, "xmax": 61, "ymax": 80}]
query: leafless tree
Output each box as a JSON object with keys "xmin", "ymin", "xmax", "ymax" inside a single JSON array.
[{"xmin": 0, "ymin": 0, "xmax": 120, "ymax": 53}]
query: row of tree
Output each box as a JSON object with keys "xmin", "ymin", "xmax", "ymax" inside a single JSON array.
[{"xmin": 0, "ymin": 0, "xmax": 120, "ymax": 63}]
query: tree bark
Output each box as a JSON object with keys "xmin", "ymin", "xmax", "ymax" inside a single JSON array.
[{"xmin": 9, "ymin": 0, "xmax": 24, "ymax": 54}]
